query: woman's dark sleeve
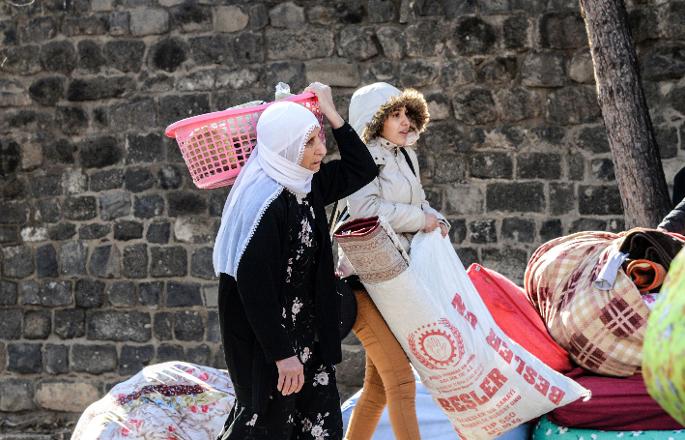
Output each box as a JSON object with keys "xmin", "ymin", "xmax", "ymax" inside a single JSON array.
[
  {"xmin": 314, "ymin": 122, "xmax": 379, "ymax": 206},
  {"xmin": 659, "ymin": 197, "xmax": 685, "ymax": 234},
  {"xmin": 235, "ymin": 201, "xmax": 295, "ymax": 363}
]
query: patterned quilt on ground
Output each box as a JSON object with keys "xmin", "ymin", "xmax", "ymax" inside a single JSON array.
[{"xmin": 72, "ymin": 362, "xmax": 235, "ymax": 440}]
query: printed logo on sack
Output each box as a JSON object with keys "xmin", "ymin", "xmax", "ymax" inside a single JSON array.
[{"xmin": 408, "ymin": 319, "xmax": 465, "ymax": 370}]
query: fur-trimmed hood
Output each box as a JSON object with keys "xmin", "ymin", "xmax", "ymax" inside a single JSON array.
[{"xmin": 349, "ymin": 82, "xmax": 430, "ymax": 144}]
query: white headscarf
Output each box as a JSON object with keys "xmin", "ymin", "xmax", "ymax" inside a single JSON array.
[{"xmin": 213, "ymin": 101, "xmax": 320, "ymax": 278}]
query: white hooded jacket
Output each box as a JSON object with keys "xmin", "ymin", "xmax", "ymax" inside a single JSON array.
[{"xmin": 337, "ymin": 83, "xmax": 448, "ymax": 277}]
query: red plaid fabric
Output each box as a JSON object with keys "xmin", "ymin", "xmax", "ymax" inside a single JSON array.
[{"xmin": 524, "ymin": 231, "xmax": 648, "ymax": 377}]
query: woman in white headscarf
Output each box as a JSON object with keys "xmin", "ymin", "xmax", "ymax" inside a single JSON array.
[
  {"xmin": 340, "ymin": 82, "xmax": 450, "ymax": 440},
  {"xmin": 212, "ymin": 83, "xmax": 377, "ymax": 440}
]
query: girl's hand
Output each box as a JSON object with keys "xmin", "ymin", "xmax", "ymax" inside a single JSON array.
[
  {"xmin": 439, "ymin": 223, "xmax": 449, "ymax": 238},
  {"xmin": 304, "ymin": 82, "xmax": 344, "ymax": 129},
  {"xmin": 423, "ymin": 213, "xmax": 439, "ymax": 233}
]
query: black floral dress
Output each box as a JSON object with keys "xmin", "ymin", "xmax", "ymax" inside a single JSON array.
[{"xmin": 218, "ymin": 191, "xmax": 342, "ymax": 440}]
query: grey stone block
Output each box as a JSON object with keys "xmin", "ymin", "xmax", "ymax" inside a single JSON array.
[
  {"xmin": 156, "ymin": 344, "xmax": 184, "ymax": 363},
  {"xmin": 44, "ymin": 344, "xmax": 69, "ymax": 375},
  {"xmin": 502, "ymin": 218, "xmax": 535, "ymax": 243},
  {"xmin": 110, "ymin": 97, "xmax": 157, "ymax": 130},
  {"xmin": 2, "ymin": 246, "xmax": 34, "ymax": 279},
  {"xmin": 579, "ymin": 185, "xmax": 623, "ymax": 216},
  {"xmin": 207, "ymin": 311, "xmax": 220, "ymax": 342},
  {"xmin": 522, "ymin": 52, "xmax": 565, "ymax": 87},
  {"xmin": 88, "ymin": 244, "xmax": 121, "ymax": 278},
  {"xmin": 517, "ymin": 153, "xmax": 562, "ymax": 179},
  {"xmin": 146, "ymin": 221, "xmax": 170, "ymax": 244},
  {"xmin": 139, "ymin": 282, "xmax": 162, "ymax": 306},
  {"xmin": 158, "ymin": 94, "xmax": 210, "ymax": 127},
  {"xmin": 57, "ymin": 106, "xmax": 89, "ymax": 135},
  {"xmin": 158, "ymin": 165, "xmax": 184, "ymax": 189},
  {"xmin": 133, "ymin": 195, "xmax": 165, "ymax": 220},
  {"xmin": 265, "ymin": 29, "xmax": 334, "ymax": 60},
  {"xmin": 90, "ymin": 169, "xmax": 124, "ymax": 191},
  {"xmin": 77, "ymin": 40, "xmax": 106, "ymax": 71},
  {"xmin": 107, "ymin": 281, "xmax": 136, "ymax": 307},
  {"xmin": 99, "ymin": 191, "xmax": 131, "ymax": 220},
  {"xmin": 166, "ymin": 282, "xmax": 201, "ymax": 307},
  {"xmin": 87, "ymin": 311, "xmax": 151, "ymax": 342},
  {"xmin": 29, "ymin": 76, "xmax": 65, "ymax": 106},
  {"xmin": 185, "ymin": 344, "xmax": 211, "ymax": 365},
  {"xmin": 576, "ymin": 125, "xmax": 610, "ymax": 154},
  {"xmin": 48, "ymin": 223, "xmax": 77, "ymax": 244},
  {"xmin": 63, "ymin": 196, "xmax": 97, "ymax": 221},
  {"xmin": 540, "ymin": 219, "xmax": 563, "ymax": 242},
  {"xmin": 124, "ymin": 168, "xmax": 155, "ymax": 193},
  {"xmin": 470, "ymin": 152, "xmax": 513, "ymax": 179},
  {"xmin": 450, "ymin": 17, "xmax": 496, "ymax": 55},
  {"xmin": 486, "ymin": 182, "xmax": 545, "ymax": 213},
  {"xmin": 62, "ymin": 15, "xmax": 109, "ymax": 36},
  {"xmin": 37, "ymin": 281, "xmax": 73, "ymax": 307},
  {"xmin": 126, "ymin": 133, "xmax": 164, "ymax": 163},
  {"xmin": 546, "ymin": 87, "xmax": 601, "ymax": 125},
  {"xmin": 67, "ymin": 76, "xmax": 135, "ymax": 101},
  {"xmin": 36, "ymin": 199, "xmax": 62, "ymax": 223},
  {"xmin": 0, "ymin": 379, "xmax": 34, "ymax": 411},
  {"xmin": 154, "ymin": 312, "xmax": 173, "ymax": 340},
  {"xmin": 570, "ymin": 218, "xmax": 607, "ymax": 233},
  {"xmin": 79, "ymin": 136, "xmax": 122, "ymax": 168},
  {"xmin": 453, "ymin": 88, "xmax": 497, "ymax": 126},
  {"xmin": 30, "ymin": 174, "xmax": 63, "ymax": 197},
  {"xmin": 540, "ymin": 12, "xmax": 587, "ymax": 49},
  {"xmin": 591, "ymin": 159, "xmax": 615, "ymax": 182},
  {"xmin": 23, "ymin": 310, "xmax": 51, "ymax": 339},
  {"xmin": 114, "ymin": 220, "xmax": 144, "ymax": 241},
  {"xmin": 59, "ymin": 241, "xmax": 88, "ymax": 276},
  {"xmin": 103, "ymin": 39, "xmax": 145, "ymax": 72},
  {"xmin": 119, "ymin": 345, "xmax": 154, "ymax": 376},
  {"xmin": 75, "ymin": 279, "xmax": 105, "ymax": 308},
  {"xmin": 174, "ymin": 311, "xmax": 204, "ymax": 341},
  {"xmin": 79, "ymin": 223, "xmax": 111, "ymax": 240},
  {"xmin": 54, "ymin": 308, "xmax": 85, "ymax": 339},
  {"xmin": 123, "ymin": 243, "xmax": 148, "ymax": 279},
  {"xmin": 150, "ymin": 246, "xmax": 187, "ymax": 277},
  {"xmin": 191, "ymin": 247, "xmax": 215, "ymax": 280},
  {"xmin": 0, "ymin": 281, "xmax": 18, "ymax": 305},
  {"xmin": 71, "ymin": 344, "xmax": 117, "ymax": 373},
  {"xmin": 468, "ymin": 219, "xmax": 497, "ymax": 244},
  {"xmin": 130, "ymin": 8, "xmax": 169, "ymax": 36},
  {"xmin": 40, "ymin": 41, "xmax": 77, "ymax": 73},
  {"xmin": 641, "ymin": 46, "xmax": 685, "ymax": 81},
  {"xmin": 8, "ymin": 343, "xmax": 43, "ymax": 374},
  {"xmin": 481, "ymin": 247, "xmax": 529, "ymax": 285},
  {"xmin": 0, "ymin": 309, "xmax": 22, "ymax": 339},
  {"xmin": 549, "ymin": 183, "xmax": 576, "ymax": 215}
]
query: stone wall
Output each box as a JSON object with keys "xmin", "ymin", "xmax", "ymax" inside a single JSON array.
[{"xmin": 0, "ymin": 0, "xmax": 683, "ymax": 437}]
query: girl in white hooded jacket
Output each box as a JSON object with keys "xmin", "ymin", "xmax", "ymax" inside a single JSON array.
[{"xmin": 340, "ymin": 82, "xmax": 449, "ymax": 440}]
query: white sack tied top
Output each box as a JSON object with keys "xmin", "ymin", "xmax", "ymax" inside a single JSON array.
[{"xmin": 213, "ymin": 101, "xmax": 320, "ymax": 278}]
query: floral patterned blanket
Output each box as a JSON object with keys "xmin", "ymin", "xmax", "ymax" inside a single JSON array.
[{"xmin": 72, "ymin": 362, "xmax": 235, "ymax": 440}]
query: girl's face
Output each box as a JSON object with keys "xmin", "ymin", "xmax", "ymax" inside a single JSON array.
[
  {"xmin": 300, "ymin": 126, "xmax": 327, "ymax": 172},
  {"xmin": 381, "ymin": 106, "xmax": 411, "ymax": 146}
]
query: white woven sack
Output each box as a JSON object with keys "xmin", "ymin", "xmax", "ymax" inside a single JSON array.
[{"xmin": 346, "ymin": 229, "xmax": 590, "ymax": 440}]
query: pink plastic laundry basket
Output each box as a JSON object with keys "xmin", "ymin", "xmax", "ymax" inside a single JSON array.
[{"xmin": 164, "ymin": 92, "xmax": 324, "ymax": 190}]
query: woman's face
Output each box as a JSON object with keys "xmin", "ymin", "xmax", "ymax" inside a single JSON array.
[
  {"xmin": 381, "ymin": 106, "xmax": 411, "ymax": 146},
  {"xmin": 300, "ymin": 126, "xmax": 327, "ymax": 172}
]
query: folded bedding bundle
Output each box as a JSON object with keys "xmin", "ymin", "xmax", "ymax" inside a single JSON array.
[
  {"xmin": 548, "ymin": 368, "xmax": 683, "ymax": 431},
  {"xmin": 524, "ymin": 229, "xmax": 683, "ymax": 377}
]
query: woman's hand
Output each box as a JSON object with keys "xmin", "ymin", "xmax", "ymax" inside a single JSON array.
[
  {"xmin": 304, "ymin": 82, "xmax": 345, "ymax": 129},
  {"xmin": 275, "ymin": 355, "xmax": 304, "ymax": 396},
  {"xmin": 422, "ymin": 213, "xmax": 440, "ymax": 233},
  {"xmin": 439, "ymin": 222, "xmax": 449, "ymax": 238}
]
